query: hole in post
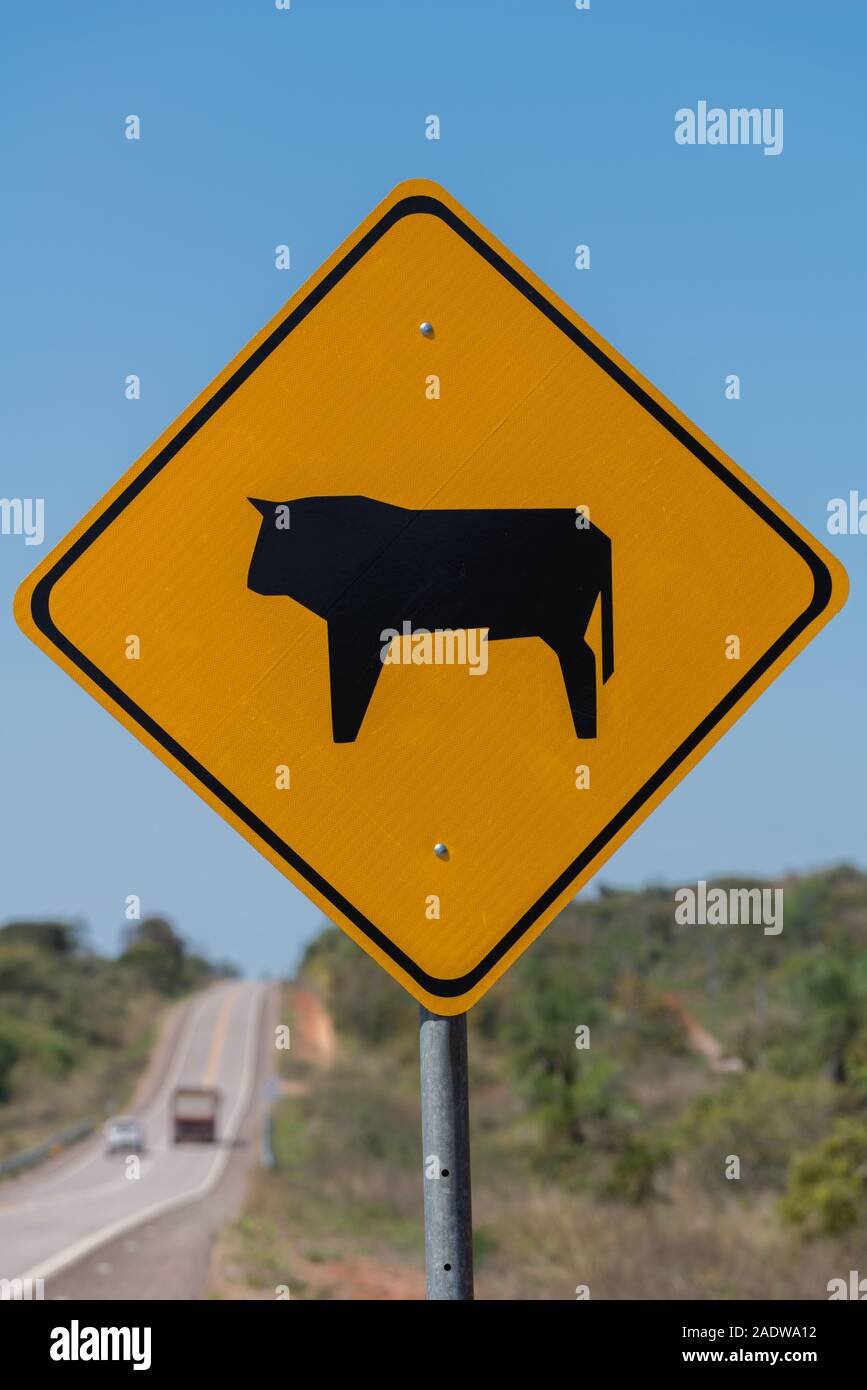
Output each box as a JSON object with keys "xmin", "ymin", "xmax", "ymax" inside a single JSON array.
[
  {"xmin": 443, "ymin": 1263, "xmax": 452, "ymax": 1271},
  {"xmin": 441, "ymin": 1168, "xmax": 449, "ymax": 1177}
]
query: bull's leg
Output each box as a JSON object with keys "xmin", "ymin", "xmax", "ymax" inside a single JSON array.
[
  {"xmin": 549, "ymin": 637, "xmax": 597, "ymax": 739},
  {"xmin": 326, "ymin": 622, "xmax": 384, "ymax": 743}
]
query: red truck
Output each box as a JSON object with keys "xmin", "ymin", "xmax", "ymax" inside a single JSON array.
[{"xmin": 171, "ymin": 1086, "xmax": 220, "ymax": 1144}]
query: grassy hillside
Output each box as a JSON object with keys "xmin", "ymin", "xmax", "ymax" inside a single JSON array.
[
  {"xmin": 0, "ymin": 916, "xmax": 229, "ymax": 1160},
  {"xmin": 215, "ymin": 864, "xmax": 867, "ymax": 1299}
]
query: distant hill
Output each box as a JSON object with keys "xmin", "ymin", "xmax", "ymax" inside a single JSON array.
[
  {"xmin": 214, "ymin": 864, "xmax": 867, "ymax": 1300},
  {"xmin": 0, "ymin": 916, "xmax": 235, "ymax": 1160}
]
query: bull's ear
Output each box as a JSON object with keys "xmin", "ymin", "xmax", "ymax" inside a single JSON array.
[{"xmin": 248, "ymin": 497, "xmax": 272, "ymax": 516}]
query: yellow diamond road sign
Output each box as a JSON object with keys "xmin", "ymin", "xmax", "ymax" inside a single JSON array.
[{"xmin": 15, "ymin": 179, "xmax": 847, "ymax": 1013}]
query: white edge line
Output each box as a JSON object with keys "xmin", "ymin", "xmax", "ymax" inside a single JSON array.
[
  {"xmin": 5, "ymin": 987, "xmax": 220, "ymax": 1201},
  {"xmin": 15, "ymin": 982, "xmax": 268, "ymax": 1287}
]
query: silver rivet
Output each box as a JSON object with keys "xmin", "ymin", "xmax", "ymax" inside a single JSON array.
[
  {"xmin": 433, "ymin": 842, "xmax": 449, "ymax": 860},
  {"xmin": 419, "ymin": 321, "xmax": 434, "ymax": 338}
]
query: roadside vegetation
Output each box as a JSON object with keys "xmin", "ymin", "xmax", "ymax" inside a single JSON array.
[
  {"xmin": 216, "ymin": 864, "xmax": 867, "ymax": 1299},
  {"xmin": 0, "ymin": 915, "xmax": 232, "ymax": 1161}
]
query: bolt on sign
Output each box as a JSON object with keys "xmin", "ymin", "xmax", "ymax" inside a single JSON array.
[{"xmin": 15, "ymin": 180, "xmax": 847, "ymax": 1014}]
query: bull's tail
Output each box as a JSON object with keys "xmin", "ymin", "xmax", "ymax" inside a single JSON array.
[{"xmin": 600, "ymin": 538, "xmax": 614, "ymax": 683}]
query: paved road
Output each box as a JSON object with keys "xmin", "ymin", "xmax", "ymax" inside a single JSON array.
[{"xmin": 0, "ymin": 979, "xmax": 272, "ymax": 1298}]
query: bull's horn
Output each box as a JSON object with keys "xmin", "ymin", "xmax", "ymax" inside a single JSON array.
[{"xmin": 247, "ymin": 497, "xmax": 272, "ymax": 515}]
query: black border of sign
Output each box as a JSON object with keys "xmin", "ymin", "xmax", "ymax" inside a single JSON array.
[{"xmin": 29, "ymin": 194, "xmax": 833, "ymax": 998}]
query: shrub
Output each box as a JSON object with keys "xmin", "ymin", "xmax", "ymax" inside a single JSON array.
[
  {"xmin": 780, "ymin": 1117, "xmax": 867, "ymax": 1237},
  {"xmin": 0, "ymin": 1029, "xmax": 20, "ymax": 1102},
  {"xmin": 679, "ymin": 1071, "xmax": 844, "ymax": 1191}
]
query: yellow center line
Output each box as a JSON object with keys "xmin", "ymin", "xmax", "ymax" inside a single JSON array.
[{"xmin": 202, "ymin": 991, "xmax": 236, "ymax": 1087}]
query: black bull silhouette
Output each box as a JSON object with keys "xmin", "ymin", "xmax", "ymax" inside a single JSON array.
[{"xmin": 247, "ymin": 496, "xmax": 614, "ymax": 743}]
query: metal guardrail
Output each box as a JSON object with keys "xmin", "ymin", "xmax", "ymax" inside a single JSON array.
[
  {"xmin": 260, "ymin": 1075, "xmax": 281, "ymax": 1170},
  {"xmin": 0, "ymin": 1117, "xmax": 95, "ymax": 1179},
  {"xmin": 260, "ymin": 1110, "xmax": 275, "ymax": 1170}
]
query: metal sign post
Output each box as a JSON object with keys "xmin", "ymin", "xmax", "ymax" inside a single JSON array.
[
  {"xmin": 13, "ymin": 174, "xmax": 848, "ymax": 1300},
  {"xmin": 419, "ymin": 1007, "xmax": 474, "ymax": 1300}
]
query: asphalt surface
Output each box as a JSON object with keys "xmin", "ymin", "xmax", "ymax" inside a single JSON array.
[{"xmin": 0, "ymin": 979, "xmax": 273, "ymax": 1300}]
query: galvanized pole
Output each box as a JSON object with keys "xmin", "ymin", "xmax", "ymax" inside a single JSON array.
[{"xmin": 419, "ymin": 1006, "xmax": 474, "ymax": 1299}]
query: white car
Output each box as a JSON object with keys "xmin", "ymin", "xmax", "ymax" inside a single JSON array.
[{"xmin": 104, "ymin": 1117, "xmax": 145, "ymax": 1155}]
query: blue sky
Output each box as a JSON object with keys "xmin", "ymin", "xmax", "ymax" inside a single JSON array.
[{"xmin": 2, "ymin": 1, "xmax": 865, "ymax": 976}]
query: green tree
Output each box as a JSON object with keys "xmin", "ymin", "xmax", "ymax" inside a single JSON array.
[
  {"xmin": 120, "ymin": 917, "xmax": 202, "ymax": 996},
  {"xmin": 0, "ymin": 920, "xmax": 84, "ymax": 956},
  {"xmin": 502, "ymin": 950, "xmax": 615, "ymax": 1145},
  {"xmin": 787, "ymin": 949, "xmax": 867, "ymax": 1084}
]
